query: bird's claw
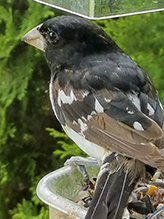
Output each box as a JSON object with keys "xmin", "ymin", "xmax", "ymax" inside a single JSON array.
[{"xmin": 64, "ymin": 156, "xmax": 99, "ymax": 184}]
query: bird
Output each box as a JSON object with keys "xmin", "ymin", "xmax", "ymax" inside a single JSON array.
[{"xmin": 22, "ymin": 16, "xmax": 164, "ymax": 219}]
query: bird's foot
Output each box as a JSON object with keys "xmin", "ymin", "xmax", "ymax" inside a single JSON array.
[{"xmin": 65, "ymin": 156, "xmax": 99, "ymax": 184}]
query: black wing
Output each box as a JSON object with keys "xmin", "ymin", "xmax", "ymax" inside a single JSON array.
[{"xmin": 50, "ymin": 53, "xmax": 164, "ymax": 170}]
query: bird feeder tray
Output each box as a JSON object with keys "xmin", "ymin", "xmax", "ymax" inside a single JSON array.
[
  {"xmin": 37, "ymin": 164, "xmax": 99, "ymax": 219},
  {"xmin": 33, "ymin": 0, "xmax": 164, "ymax": 19},
  {"xmin": 37, "ymin": 163, "xmax": 164, "ymax": 219}
]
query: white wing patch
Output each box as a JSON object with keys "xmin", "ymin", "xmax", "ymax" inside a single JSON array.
[
  {"xmin": 87, "ymin": 111, "xmax": 96, "ymax": 120},
  {"xmin": 104, "ymin": 97, "xmax": 111, "ymax": 103},
  {"xmin": 158, "ymin": 100, "xmax": 163, "ymax": 111},
  {"xmin": 58, "ymin": 89, "xmax": 77, "ymax": 106},
  {"xmin": 127, "ymin": 93, "xmax": 141, "ymax": 111},
  {"xmin": 133, "ymin": 121, "xmax": 144, "ymax": 131},
  {"xmin": 147, "ymin": 103, "xmax": 155, "ymax": 116},
  {"xmin": 78, "ymin": 118, "xmax": 88, "ymax": 134},
  {"xmin": 126, "ymin": 107, "xmax": 134, "ymax": 115},
  {"xmin": 95, "ymin": 98, "xmax": 104, "ymax": 113},
  {"xmin": 81, "ymin": 90, "xmax": 90, "ymax": 98}
]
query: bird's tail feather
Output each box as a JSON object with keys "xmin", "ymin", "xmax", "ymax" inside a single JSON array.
[{"xmin": 84, "ymin": 153, "xmax": 145, "ymax": 219}]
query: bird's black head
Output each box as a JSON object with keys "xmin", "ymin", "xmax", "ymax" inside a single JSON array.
[{"xmin": 23, "ymin": 16, "xmax": 120, "ymax": 67}]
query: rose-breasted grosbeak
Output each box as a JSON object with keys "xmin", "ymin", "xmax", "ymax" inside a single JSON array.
[{"xmin": 22, "ymin": 16, "xmax": 164, "ymax": 219}]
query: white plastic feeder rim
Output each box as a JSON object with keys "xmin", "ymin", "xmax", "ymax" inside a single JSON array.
[{"xmin": 37, "ymin": 164, "xmax": 99, "ymax": 219}]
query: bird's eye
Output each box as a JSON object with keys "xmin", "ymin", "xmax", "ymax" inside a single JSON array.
[{"xmin": 47, "ymin": 30, "xmax": 59, "ymax": 43}]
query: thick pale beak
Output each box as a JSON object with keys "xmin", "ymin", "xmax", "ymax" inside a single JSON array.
[{"xmin": 22, "ymin": 24, "xmax": 47, "ymax": 52}]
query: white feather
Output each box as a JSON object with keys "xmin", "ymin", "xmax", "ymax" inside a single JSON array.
[
  {"xmin": 95, "ymin": 98, "xmax": 104, "ymax": 113},
  {"xmin": 147, "ymin": 103, "xmax": 155, "ymax": 116},
  {"xmin": 58, "ymin": 89, "xmax": 77, "ymax": 106},
  {"xmin": 127, "ymin": 94, "xmax": 141, "ymax": 111},
  {"xmin": 133, "ymin": 121, "xmax": 144, "ymax": 131},
  {"xmin": 63, "ymin": 125, "xmax": 108, "ymax": 160},
  {"xmin": 78, "ymin": 118, "xmax": 88, "ymax": 134}
]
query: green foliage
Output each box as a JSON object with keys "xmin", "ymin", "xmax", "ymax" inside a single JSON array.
[
  {"xmin": 46, "ymin": 128, "xmax": 86, "ymax": 160},
  {"xmin": 96, "ymin": 12, "xmax": 164, "ymax": 100},
  {"xmin": 0, "ymin": 1, "xmax": 57, "ymax": 219},
  {"xmin": 9, "ymin": 199, "xmax": 48, "ymax": 219},
  {"xmin": 0, "ymin": 1, "xmax": 164, "ymax": 218},
  {"xmin": 0, "ymin": 0, "xmax": 55, "ymax": 146}
]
